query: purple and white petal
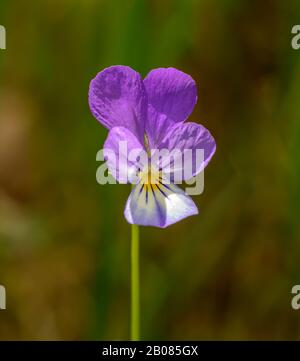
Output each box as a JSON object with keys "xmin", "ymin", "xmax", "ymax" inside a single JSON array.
[
  {"xmin": 104, "ymin": 126, "xmax": 146, "ymax": 184},
  {"xmin": 153, "ymin": 122, "xmax": 216, "ymax": 181},
  {"xmin": 124, "ymin": 182, "xmax": 198, "ymax": 228},
  {"xmin": 89, "ymin": 65, "xmax": 147, "ymax": 143},
  {"xmin": 144, "ymin": 67, "xmax": 197, "ymax": 147}
]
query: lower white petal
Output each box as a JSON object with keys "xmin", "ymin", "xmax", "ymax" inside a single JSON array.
[{"xmin": 124, "ymin": 182, "xmax": 198, "ymax": 228}]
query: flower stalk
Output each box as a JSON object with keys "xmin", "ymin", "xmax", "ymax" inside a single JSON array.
[{"xmin": 131, "ymin": 222, "xmax": 140, "ymax": 341}]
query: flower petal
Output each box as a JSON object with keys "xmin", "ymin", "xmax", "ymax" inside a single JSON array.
[
  {"xmin": 144, "ymin": 67, "xmax": 197, "ymax": 147},
  {"xmin": 89, "ymin": 65, "xmax": 147, "ymax": 143},
  {"xmin": 153, "ymin": 122, "xmax": 216, "ymax": 181},
  {"xmin": 104, "ymin": 126, "xmax": 146, "ymax": 183},
  {"xmin": 124, "ymin": 181, "xmax": 198, "ymax": 228}
]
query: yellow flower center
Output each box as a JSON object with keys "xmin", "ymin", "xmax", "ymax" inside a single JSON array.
[{"xmin": 139, "ymin": 167, "xmax": 161, "ymax": 189}]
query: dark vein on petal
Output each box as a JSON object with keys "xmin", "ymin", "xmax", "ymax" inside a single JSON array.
[
  {"xmin": 150, "ymin": 183, "xmax": 155, "ymax": 197},
  {"xmin": 157, "ymin": 184, "xmax": 168, "ymax": 199},
  {"xmin": 139, "ymin": 184, "xmax": 144, "ymax": 195},
  {"xmin": 150, "ymin": 183, "xmax": 166, "ymax": 226},
  {"xmin": 159, "ymin": 181, "xmax": 172, "ymax": 192}
]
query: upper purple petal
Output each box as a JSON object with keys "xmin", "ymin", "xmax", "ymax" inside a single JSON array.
[
  {"xmin": 89, "ymin": 65, "xmax": 147, "ymax": 144},
  {"xmin": 144, "ymin": 67, "xmax": 197, "ymax": 147}
]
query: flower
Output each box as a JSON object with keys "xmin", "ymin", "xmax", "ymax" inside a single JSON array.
[{"xmin": 89, "ymin": 66, "xmax": 216, "ymax": 228}]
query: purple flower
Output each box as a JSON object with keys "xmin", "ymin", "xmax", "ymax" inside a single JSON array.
[{"xmin": 89, "ymin": 66, "xmax": 216, "ymax": 228}]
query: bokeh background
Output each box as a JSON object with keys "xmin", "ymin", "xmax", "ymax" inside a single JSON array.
[{"xmin": 1, "ymin": 0, "xmax": 300, "ymax": 340}]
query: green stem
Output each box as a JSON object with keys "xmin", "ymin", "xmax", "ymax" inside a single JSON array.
[{"xmin": 131, "ymin": 223, "xmax": 140, "ymax": 341}]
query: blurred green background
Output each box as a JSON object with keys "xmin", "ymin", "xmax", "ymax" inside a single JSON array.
[{"xmin": 1, "ymin": 0, "xmax": 300, "ymax": 340}]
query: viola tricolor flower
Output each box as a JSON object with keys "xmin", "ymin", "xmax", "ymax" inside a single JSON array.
[{"xmin": 89, "ymin": 66, "xmax": 216, "ymax": 228}]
